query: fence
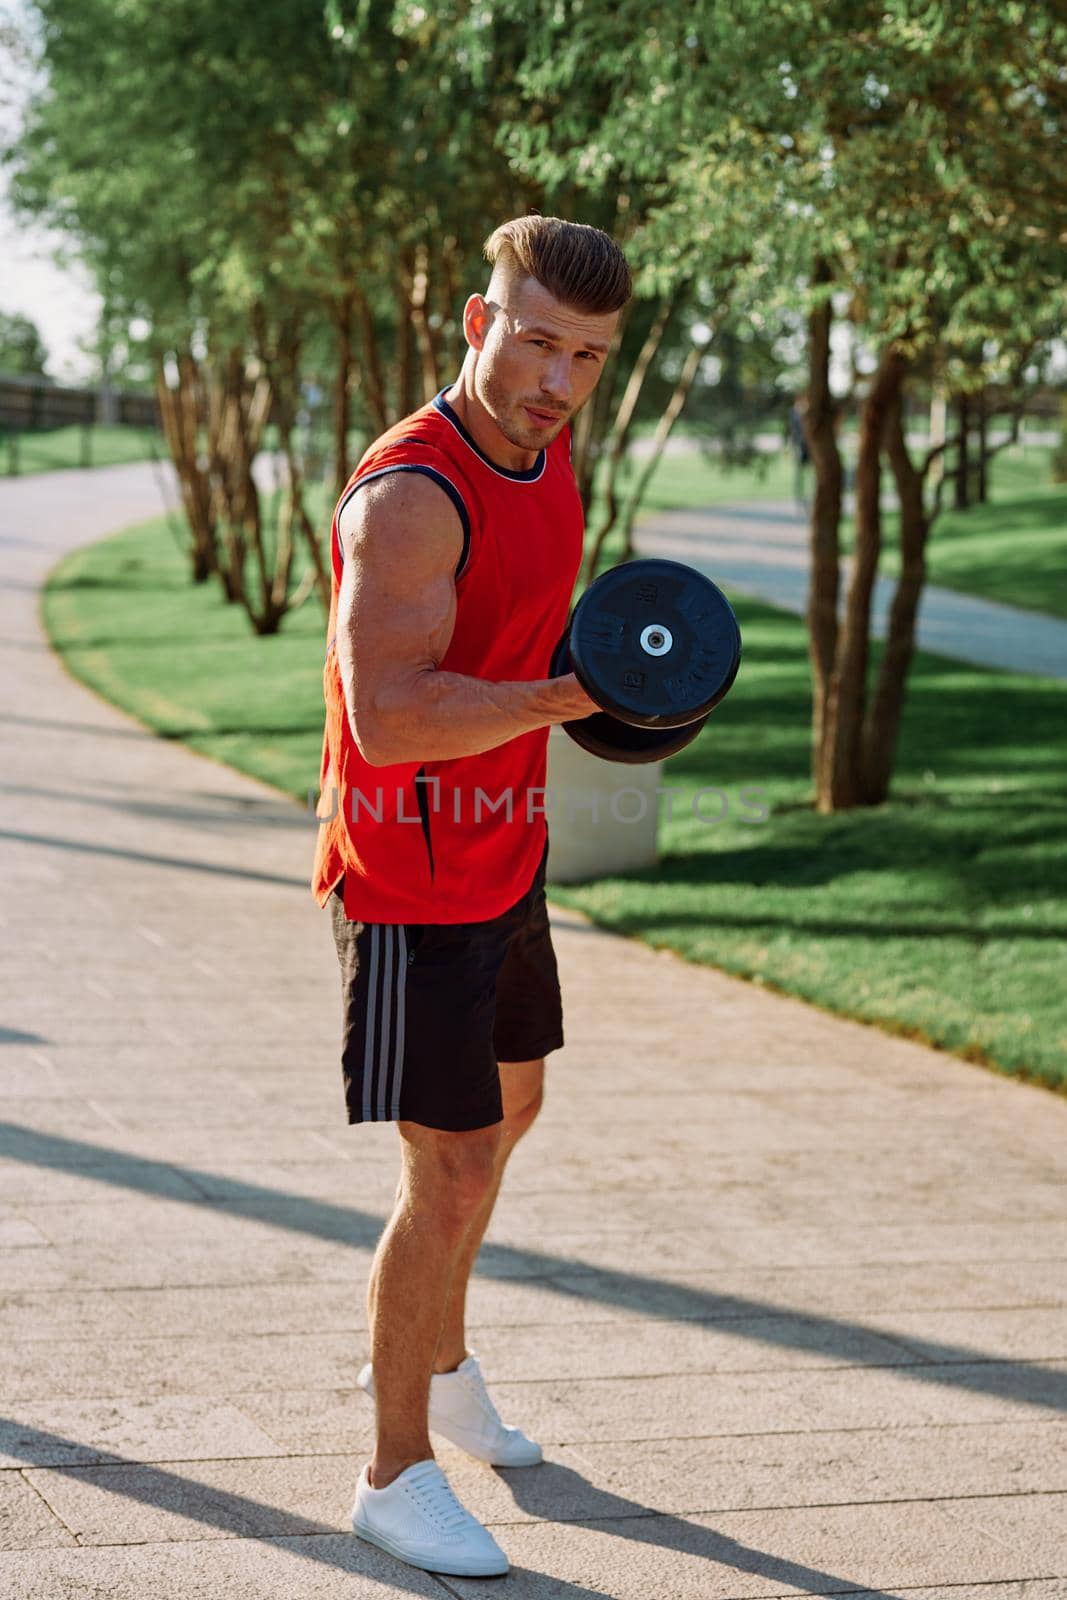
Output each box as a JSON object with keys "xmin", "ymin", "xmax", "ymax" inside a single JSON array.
[{"xmin": 0, "ymin": 374, "xmax": 161, "ymax": 474}]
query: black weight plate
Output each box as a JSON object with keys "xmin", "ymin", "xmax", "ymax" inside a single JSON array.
[
  {"xmin": 549, "ymin": 624, "xmax": 711, "ymax": 765},
  {"xmin": 561, "ymin": 706, "xmax": 711, "ymax": 765},
  {"xmin": 569, "ymin": 558, "xmax": 741, "ymax": 729}
]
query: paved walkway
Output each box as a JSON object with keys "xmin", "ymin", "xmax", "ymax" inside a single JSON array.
[
  {"xmin": 636, "ymin": 501, "xmax": 1067, "ymax": 680},
  {"xmin": 1, "ymin": 462, "xmax": 1065, "ymax": 1597}
]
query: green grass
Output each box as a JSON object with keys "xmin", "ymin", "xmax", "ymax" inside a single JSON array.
[
  {"xmin": 43, "ymin": 513, "xmax": 1067, "ymax": 1093},
  {"xmin": 837, "ymin": 444, "xmax": 1067, "ymax": 621},
  {"xmin": 2, "ymin": 424, "xmax": 165, "ymax": 475}
]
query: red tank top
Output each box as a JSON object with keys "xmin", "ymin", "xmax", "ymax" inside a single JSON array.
[{"xmin": 311, "ymin": 389, "xmax": 584, "ymax": 924}]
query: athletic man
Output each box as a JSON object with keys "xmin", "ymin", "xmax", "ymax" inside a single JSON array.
[{"xmin": 311, "ymin": 215, "xmax": 632, "ymax": 1578}]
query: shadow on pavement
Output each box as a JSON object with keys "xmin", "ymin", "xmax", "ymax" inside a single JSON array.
[
  {"xmin": 0, "ymin": 828, "xmax": 308, "ymax": 890},
  {"xmin": 2, "ymin": 1120, "xmax": 1064, "ymax": 1421},
  {"xmin": 0, "ymin": 1420, "xmax": 905, "ymax": 1598},
  {"xmin": 0, "ymin": 1421, "xmax": 436, "ymax": 1597},
  {"xmin": 500, "ymin": 1458, "xmax": 905, "ymax": 1599}
]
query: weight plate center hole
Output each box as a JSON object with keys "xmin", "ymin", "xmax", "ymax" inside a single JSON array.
[{"xmin": 639, "ymin": 623, "xmax": 674, "ymax": 657}]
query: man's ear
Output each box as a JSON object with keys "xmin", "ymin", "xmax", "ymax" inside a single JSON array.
[{"xmin": 462, "ymin": 293, "xmax": 494, "ymax": 352}]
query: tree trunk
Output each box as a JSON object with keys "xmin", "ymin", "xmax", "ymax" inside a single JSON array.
[
  {"xmin": 804, "ymin": 266, "xmax": 844, "ymax": 807},
  {"xmin": 954, "ymin": 392, "xmax": 971, "ymax": 509},
  {"xmin": 154, "ymin": 352, "xmax": 217, "ymax": 583},
  {"xmin": 438, "ymin": 233, "xmax": 463, "ymax": 376},
  {"xmin": 581, "ymin": 294, "xmax": 676, "ymax": 583},
  {"xmin": 927, "ymin": 382, "xmax": 947, "ymax": 492},
  {"xmin": 353, "ymin": 283, "xmax": 389, "ymax": 436},
  {"xmin": 819, "ymin": 345, "xmax": 904, "ymax": 811},
  {"xmin": 976, "ymin": 386, "xmax": 989, "ymax": 503},
  {"xmin": 405, "ymin": 240, "xmax": 441, "ymax": 404},
  {"xmin": 572, "ymin": 295, "xmax": 636, "ymax": 519},
  {"xmin": 861, "ymin": 379, "xmax": 928, "ymax": 803},
  {"xmin": 395, "ymin": 264, "xmax": 415, "ymax": 420},
  {"xmin": 333, "ymin": 291, "xmax": 354, "ymax": 499},
  {"xmin": 616, "ymin": 336, "xmax": 706, "ymax": 563},
  {"xmin": 254, "ymin": 314, "xmax": 330, "ymax": 629}
]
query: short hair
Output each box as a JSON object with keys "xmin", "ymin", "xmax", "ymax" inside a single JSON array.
[{"xmin": 483, "ymin": 215, "xmax": 632, "ymax": 316}]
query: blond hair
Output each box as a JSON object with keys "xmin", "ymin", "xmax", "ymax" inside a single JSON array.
[{"xmin": 483, "ymin": 215, "xmax": 632, "ymax": 315}]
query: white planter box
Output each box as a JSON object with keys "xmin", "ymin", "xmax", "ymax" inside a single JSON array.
[{"xmin": 544, "ymin": 724, "xmax": 662, "ymax": 883}]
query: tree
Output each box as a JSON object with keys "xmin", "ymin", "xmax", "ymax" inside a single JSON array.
[
  {"xmin": 0, "ymin": 310, "xmax": 49, "ymax": 376},
  {"xmin": 8, "ymin": 0, "xmax": 540, "ymax": 625},
  {"xmin": 494, "ymin": 0, "xmax": 1067, "ymax": 809}
]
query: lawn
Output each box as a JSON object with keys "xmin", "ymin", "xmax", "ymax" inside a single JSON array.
[
  {"xmin": 835, "ymin": 444, "xmax": 1067, "ymax": 619},
  {"xmin": 43, "ymin": 512, "xmax": 1067, "ymax": 1093},
  {"xmin": 2, "ymin": 424, "xmax": 165, "ymax": 475}
]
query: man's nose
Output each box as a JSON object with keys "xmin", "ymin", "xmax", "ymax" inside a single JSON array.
[{"xmin": 539, "ymin": 357, "xmax": 572, "ymax": 405}]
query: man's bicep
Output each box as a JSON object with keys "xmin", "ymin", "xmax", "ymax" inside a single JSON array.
[{"xmin": 336, "ymin": 472, "xmax": 465, "ymax": 754}]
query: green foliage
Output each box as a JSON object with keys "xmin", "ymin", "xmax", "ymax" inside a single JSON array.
[
  {"xmin": 495, "ymin": 0, "xmax": 1067, "ymax": 374},
  {"xmin": 0, "ymin": 309, "xmax": 50, "ymax": 376}
]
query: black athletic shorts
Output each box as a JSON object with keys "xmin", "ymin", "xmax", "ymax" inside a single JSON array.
[{"xmin": 328, "ymin": 837, "xmax": 563, "ymax": 1132}]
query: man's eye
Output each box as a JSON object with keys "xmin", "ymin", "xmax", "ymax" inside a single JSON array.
[{"xmin": 532, "ymin": 339, "xmax": 551, "ymax": 349}]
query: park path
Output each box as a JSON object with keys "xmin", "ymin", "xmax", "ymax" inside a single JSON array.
[
  {"xmin": 635, "ymin": 499, "xmax": 1067, "ymax": 680},
  {"xmin": 0, "ymin": 460, "xmax": 1065, "ymax": 1597}
]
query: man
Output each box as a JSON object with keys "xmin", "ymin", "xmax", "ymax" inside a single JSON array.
[{"xmin": 311, "ymin": 214, "xmax": 632, "ymax": 1578}]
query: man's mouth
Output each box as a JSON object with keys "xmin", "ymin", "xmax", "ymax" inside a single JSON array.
[{"xmin": 523, "ymin": 405, "xmax": 565, "ymax": 428}]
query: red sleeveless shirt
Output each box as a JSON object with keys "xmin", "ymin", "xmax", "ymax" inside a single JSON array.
[{"xmin": 311, "ymin": 389, "xmax": 584, "ymax": 924}]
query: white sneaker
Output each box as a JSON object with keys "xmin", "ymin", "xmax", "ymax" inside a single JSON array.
[
  {"xmin": 350, "ymin": 1458, "xmax": 509, "ymax": 1576},
  {"xmin": 357, "ymin": 1351, "xmax": 543, "ymax": 1467}
]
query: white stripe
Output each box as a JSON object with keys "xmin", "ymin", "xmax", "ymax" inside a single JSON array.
[
  {"xmin": 362, "ymin": 927, "xmax": 380, "ymax": 1123},
  {"xmin": 391, "ymin": 927, "xmax": 408, "ymax": 1119},
  {"xmin": 433, "ymin": 399, "xmax": 547, "ymax": 483},
  {"xmin": 377, "ymin": 926, "xmax": 395, "ymax": 1119}
]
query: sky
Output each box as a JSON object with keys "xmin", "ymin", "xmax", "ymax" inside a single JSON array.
[{"xmin": 1, "ymin": 0, "xmax": 101, "ymax": 382}]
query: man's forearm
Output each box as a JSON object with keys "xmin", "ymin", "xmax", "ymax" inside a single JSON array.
[{"xmin": 350, "ymin": 667, "xmax": 592, "ymax": 766}]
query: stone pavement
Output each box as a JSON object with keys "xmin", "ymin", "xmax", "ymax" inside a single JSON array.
[
  {"xmin": 1, "ymin": 461, "xmax": 1066, "ymax": 1598},
  {"xmin": 635, "ymin": 501, "xmax": 1067, "ymax": 681}
]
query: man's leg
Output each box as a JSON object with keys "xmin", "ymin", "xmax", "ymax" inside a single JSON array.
[
  {"xmin": 432, "ymin": 1059, "xmax": 544, "ymax": 1375},
  {"xmin": 365, "ymin": 1117, "xmax": 505, "ymax": 1488}
]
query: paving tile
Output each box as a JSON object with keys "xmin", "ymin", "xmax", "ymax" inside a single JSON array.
[
  {"xmin": 25, "ymin": 1454, "xmax": 358, "ymax": 1545},
  {"xmin": 0, "ymin": 1216, "xmax": 50, "ymax": 1247},
  {"xmin": 546, "ymin": 1421, "xmax": 1067, "ymax": 1513},
  {"xmin": 0, "ymin": 1397, "xmax": 282, "ymax": 1468},
  {"xmin": 446, "ymin": 1495, "xmax": 1064, "ymax": 1597},
  {"xmin": 4, "ymin": 1332, "xmax": 361, "ymax": 1402},
  {"xmin": 0, "ymin": 1471, "xmax": 77, "ymax": 1550},
  {"xmin": 0, "ymin": 1535, "xmax": 443, "ymax": 1599}
]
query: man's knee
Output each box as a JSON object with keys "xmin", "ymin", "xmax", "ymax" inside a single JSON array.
[
  {"xmin": 399, "ymin": 1120, "xmax": 503, "ymax": 1223},
  {"xmin": 500, "ymin": 1059, "xmax": 544, "ymax": 1139},
  {"xmin": 504, "ymin": 1085, "xmax": 543, "ymax": 1139}
]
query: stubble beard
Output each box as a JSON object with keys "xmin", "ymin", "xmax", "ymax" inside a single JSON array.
[{"xmin": 480, "ymin": 366, "xmax": 571, "ymax": 454}]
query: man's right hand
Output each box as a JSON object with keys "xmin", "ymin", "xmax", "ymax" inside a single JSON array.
[{"xmin": 547, "ymin": 671, "xmax": 598, "ymax": 723}]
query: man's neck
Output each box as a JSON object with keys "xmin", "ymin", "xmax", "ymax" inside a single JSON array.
[{"xmin": 443, "ymin": 366, "xmax": 539, "ymax": 474}]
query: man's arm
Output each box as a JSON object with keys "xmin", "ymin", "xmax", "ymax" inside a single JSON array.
[{"xmin": 337, "ymin": 471, "xmax": 597, "ymax": 767}]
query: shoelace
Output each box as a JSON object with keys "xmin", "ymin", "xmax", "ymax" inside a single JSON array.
[{"xmin": 407, "ymin": 1469, "xmax": 469, "ymax": 1532}]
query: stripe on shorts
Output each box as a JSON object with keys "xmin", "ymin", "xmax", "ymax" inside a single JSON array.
[
  {"xmin": 362, "ymin": 927, "xmax": 381, "ymax": 1122},
  {"xmin": 362, "ymin": 924, "xmax": 409, "ymax": 1122},
  {"xmin": 390, "ymin": 928, "xmax": 408, "ymax": 1118},
  {"xmin": 377, "ymin": 927, "xmax": 395, "ymax": 1119}
]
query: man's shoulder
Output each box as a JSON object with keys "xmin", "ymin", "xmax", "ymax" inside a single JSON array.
[{"xmin": 358, "ymin": 397, "xmax": 452, "ymax": 469}]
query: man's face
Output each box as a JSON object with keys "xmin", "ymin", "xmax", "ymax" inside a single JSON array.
[{"xmin": 468, "ymin": 275, "xmax": 619, "ymax": 455}]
